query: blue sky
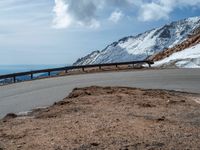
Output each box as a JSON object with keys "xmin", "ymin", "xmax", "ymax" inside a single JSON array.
[{"xmin": 0, "ymin": 0, "xmax": 200, "ymax": 65}]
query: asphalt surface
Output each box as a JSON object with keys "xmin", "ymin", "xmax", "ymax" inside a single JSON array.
[{"xmin": 0, "ymin": 69, "xmax": 200, "ymax": 118}]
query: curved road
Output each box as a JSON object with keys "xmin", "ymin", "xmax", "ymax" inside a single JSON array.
[{"xmin": 0, "ymin": 69, "xmax": 200, "ymax": 118}]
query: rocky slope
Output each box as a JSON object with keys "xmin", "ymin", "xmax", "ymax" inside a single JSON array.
[
  {"xmin": 151, "ymin": 27, "xmax": 200, "ymax": 68},
  {"xmin": 74, "ymin": 16, "xmax": 200, "ymax": 65},
  {"xmin": 151, "ymin": 27, "xmax": 200, "ymax": 62}
]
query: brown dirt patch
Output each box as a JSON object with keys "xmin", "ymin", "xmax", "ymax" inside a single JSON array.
[{"xmin": 0, "ymin": 86, "xmax": 200, "ymax": 150}]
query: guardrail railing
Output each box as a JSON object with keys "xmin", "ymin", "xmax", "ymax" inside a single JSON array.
[{"xmin": 0, "ymin": 60, "xmax": 154, "ymax": 84}]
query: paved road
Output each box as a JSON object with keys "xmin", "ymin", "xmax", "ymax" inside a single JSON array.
[{"xmin": 0, "ymin": 69, "xmax": 200, "ymax": 118}]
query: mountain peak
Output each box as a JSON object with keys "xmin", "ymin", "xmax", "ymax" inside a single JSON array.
[{"xmin": 74, "ymin": 16, "xmax": 200, "ymax": 66}]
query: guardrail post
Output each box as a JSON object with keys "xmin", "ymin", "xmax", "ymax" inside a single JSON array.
[
  {"xmin": 13, "ymin": 76, "xmax": 16, "ymax": 83},
  {"xmin": 82, "ymin": 67, "xmax": 85, "ymax": 72},
  {"xmin": 148, "ymin": 63, "xmax": 151, "ymax": 68},
  {"xmin": 30, "ymin": 73, "xmax": 33, "ymax": 80}
]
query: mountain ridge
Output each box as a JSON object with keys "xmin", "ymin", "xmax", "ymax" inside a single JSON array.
[{"xmin": 74, "ymin": 16, "xmax": 200, "ymax": 66}]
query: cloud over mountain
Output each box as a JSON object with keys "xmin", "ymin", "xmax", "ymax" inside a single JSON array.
[
  {"xmin": 139, "ymin": 0, "xmax": 200, "ymax": 21},
  {"xmin": 52, "ymin": 0, "xmax": 101, "ymax": 29},
  {"xmin": 52, "ymin": 0, "xmax": 136, "ymax": 29},
  {"xmin": 52, "ymin": 0, "xmax": 200, "ymax": 29}
]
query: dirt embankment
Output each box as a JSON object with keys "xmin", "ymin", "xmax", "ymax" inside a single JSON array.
[
  {"xmin": 150, "ymin": 27, "xmax": 200, "ymax": 62},
  {"xmin": 0, "ymin": 86, "xmax": 200, "ymax": 150}
]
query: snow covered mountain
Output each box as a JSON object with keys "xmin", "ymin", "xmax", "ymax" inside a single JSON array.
[{"xmin": 74, "ymin": 16, "xmax": 200, "ymax": 65}]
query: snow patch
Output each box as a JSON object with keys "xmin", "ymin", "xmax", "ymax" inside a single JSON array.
[
  {"xmin": 118, "ymin": 29, "xmax": 157, "ymax": 55},
  {"xmin": 154, "ymin": 43, "xmax": 200, "ymax": 68}
]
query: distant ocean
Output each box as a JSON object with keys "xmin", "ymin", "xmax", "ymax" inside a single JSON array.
[{"xmin": 0, "ymin": 64, "xmax": 68, "ymax": 75}]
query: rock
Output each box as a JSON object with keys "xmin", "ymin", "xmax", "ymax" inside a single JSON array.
[
  {"xmin": 138, "ymin": 103, "xmax": 155, "ymax": 108},
  {"xmin": 167, "ymin": 99, "xmax": 186, "ymax": 104},
  {"xmin": 0, "ymin": 143, "xmax": 4, "ymax": 150},
  {"xmin": 54, "ymin": 101, "xmax": 70, "ymax": 106},
  {"xmin": 90, "ymin": 142, "xmax": 99, "ymax": 146},
  {"xmin": 157, "ymin": 116, "xmax": 166, "ymax": 122},
  {"xmin": 17, "ymin": 145, "xmax": 22, "ymax": 149},
  {"xmin": 3, "ymin": 113, "xmax": 17, "ymax": 121}
]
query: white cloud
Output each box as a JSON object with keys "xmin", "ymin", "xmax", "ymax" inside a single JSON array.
[
  {"xmin": 77, "ymin": 19, "xmax": 100, "ymax": 29},
  {"xmin": 88, "ymin": 19, "xmax": 101, "ymax": 29},
  {"xmin": 52, "ymin": 0, "xmax": 136, "ymax": 29},
  {"xmin": 139, "ymin": 0, "xmax": 200, "ymax": 22},
  {"xmin": 52, "ymin": 0, "xmax": 200, "ymax": 28},
  {"xmin": 139, "ymin": 2, "xmax": 171, "ymax": 21},
  {"xmin": 52, "ymin": 0, "xmax": 72, "ymax": 29},
  {"xmin": 52, "ymin": 0, "xmax": 101, "ymax": 29},
  {"xmin": 109, "ymin": 10, "xmax": 124, "ymax": 23}
]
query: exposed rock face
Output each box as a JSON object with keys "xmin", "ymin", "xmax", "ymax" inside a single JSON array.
[
  {"xmin": 150, "ymin": 26, "xmax": 200, "ymax": 68},
  {"xmin": 74, "ymin": 16, "xmax": 200, "ymax": 65},
  {"xmin": 150, "ymin": 29, "xmax": 200, "ymax": 62}
]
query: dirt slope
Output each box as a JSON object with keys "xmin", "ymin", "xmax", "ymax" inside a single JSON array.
[{"xmin": 0, "ymin": 86, "xmax": 200, "ymax": 150}]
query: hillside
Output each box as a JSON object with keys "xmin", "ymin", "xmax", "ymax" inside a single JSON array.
[
  {"xmin": 74, "ymin": 16, "xmax": 200, "ymax": 66},
  {"xmin": 150, "ymin": 27, "xmax": 200, "ymax": 61},
  {"xmin": 151, "ymin": 27, "xmax": 200, "ymax": 68}
]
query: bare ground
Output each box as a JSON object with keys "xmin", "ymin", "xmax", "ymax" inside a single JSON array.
[{"xmin": 0, "ymin": 86, "xmax": 200, "ymax": 150}]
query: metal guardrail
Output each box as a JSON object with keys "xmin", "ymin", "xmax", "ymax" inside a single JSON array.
[{"xmin": 0, "ymin": 60, "xmax": 154, "ymax": 83}]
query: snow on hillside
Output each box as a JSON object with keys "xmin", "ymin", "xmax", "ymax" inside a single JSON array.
[
  {"xmin": 153, "ymin": 43, "xmax": 200, "ymax": 68},
  {"xmin": 74, "ymin": 16, "xmax": 200, "ymax": 65}
]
